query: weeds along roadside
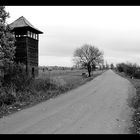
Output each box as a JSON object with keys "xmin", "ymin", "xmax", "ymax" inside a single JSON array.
[
  {"xmin": 0, "ymin": 69, "xmax": 105, "ymax": 119},
  {"xmin": 115, "ymin": 70, "xmax": 140, "ymax": 134}
]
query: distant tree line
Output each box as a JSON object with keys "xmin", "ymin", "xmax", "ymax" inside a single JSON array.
[{"xmin": 39, "ymin": 66, "xmax": 75, "ymax": 72}]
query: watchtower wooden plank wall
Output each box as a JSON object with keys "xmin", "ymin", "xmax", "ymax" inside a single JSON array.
[{"xmin": 9, "ymin": 16, "xmax": 43, "ymax": 77}]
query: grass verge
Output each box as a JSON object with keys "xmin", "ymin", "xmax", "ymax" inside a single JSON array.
[{"xmin": 115, "ymin": 70, "xmax": 140, "ymax": 134}]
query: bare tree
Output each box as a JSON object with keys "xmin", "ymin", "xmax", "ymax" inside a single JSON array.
[{"xmin": 73, "ymin": 44, "xmax": 104, "ymax": 77}]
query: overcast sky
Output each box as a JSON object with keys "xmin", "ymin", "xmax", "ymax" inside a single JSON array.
[{"xmin": 5, "ymin": 6, "xmax": 140, "ymax": 67}]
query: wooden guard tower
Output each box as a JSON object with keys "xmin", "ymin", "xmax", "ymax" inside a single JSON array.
[{"xmin": 9, "ymin": 16, "xmax": 43, "ymax": 77}]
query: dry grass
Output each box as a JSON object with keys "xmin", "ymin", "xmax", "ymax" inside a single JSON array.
[{"xmin": 38, "ymin": 69, "xmax": 104, "ymax": 94}]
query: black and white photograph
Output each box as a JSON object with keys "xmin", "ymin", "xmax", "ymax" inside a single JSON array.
[{"xmin": 0, "ymin": 6, "xmax": 140, "ymax": 134}]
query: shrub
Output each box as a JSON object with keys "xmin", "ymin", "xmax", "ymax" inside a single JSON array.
[
  {"xmin": 0, "ymin": 86, "xmax": 16, "ymax": 106},
  {"xmin": 116, "ymin": 63, "xmax": 125, "ymax": 72},
  {"xmin": 3, "ymin": 63, "xmax": 34, "ymax": 92},
  {"xmin": 116, "ymin": 62, "xmax": 138, "ymax": 77},
  {"xmin": 13, "ymin": 75, "xmax": 34, "ymax": 92},
  {"xmin": 52, "ymin": 77, "xmax": 66, "ymax": 87},
  {"xmin": 125, "ymin": 63, "xmax": 137, "ymax": 77},
  {"xmin": 33, "ymin": 78, "xmax": 58, "ymax": 92},
  {"xmin": 1, "ymin": 63, "xmax": 36, "ymax": 104},
  {"xmin": 133, "ymin": 71, "xmax": 140, "ymax": 79}
]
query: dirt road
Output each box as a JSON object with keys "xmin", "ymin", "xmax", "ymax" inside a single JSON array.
[{"xmin": 0, "ymin": 70, "xmax": 135, "ymax": 134}]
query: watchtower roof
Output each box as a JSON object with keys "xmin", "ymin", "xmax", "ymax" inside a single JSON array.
[{"xmin": 9, "ymin": 16, "xmax": 43, "ymax": 34}]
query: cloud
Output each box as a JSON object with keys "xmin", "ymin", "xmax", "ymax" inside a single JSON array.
[{"xmin": 39, "ymin": 56, "xmax": 73, "ymax": 66}]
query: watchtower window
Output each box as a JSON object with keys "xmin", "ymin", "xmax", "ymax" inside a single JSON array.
[
  {"xmin": 30, "ymin": 32, "xmax": 32, "ymax": 38},
  {"xmin": 36, "ymin": 34, "xmax": 37, "ymax": 40},
  {"xmin": 27, "ymin": 31, "xmax": 31, "ymax": 37},
  {"xmin": 15, "ymin": 34, "xmax": 27, "ymax": 37},
  {"xmin": 35, "ymin": 34, "xmax": 37, "ymax": 40},
  {"xmin": 31, "ymin": 33, "xmax": 33, "ymax": 38},
  {"xmin": 33, "ymin": 33, "xmax": 35, "ymax": 39},
  {"xmin": 27, "ymin": 31, "xmax": 38, "ymax": 40},
  {"xmin": 15, "ymin": 30, "xmax": 28, "ymax": 38}
]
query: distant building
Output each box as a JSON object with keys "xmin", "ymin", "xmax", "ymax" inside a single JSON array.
[{"xmin": 9, "ymin": 16, "xmax": 43, "ymax": 77}]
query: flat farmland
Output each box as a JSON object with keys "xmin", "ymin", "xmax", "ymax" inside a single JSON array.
[{"xmin": 38, "ymin": 69, "xmax": 104, "ymax": 89}]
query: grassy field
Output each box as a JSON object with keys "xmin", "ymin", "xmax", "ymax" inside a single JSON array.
[
  {"xmin": 0, "ymin": 69, "xmax": 105, "ymax": 119},
  {"xmin": 38, "ymin": 69, "xmax": 98, "ymax": 87},
  {"xmin": 38, "ymin": 69, "xmax": 88, "ymax": 81},
  {"xmin": 38, "ymin": 69, "xmax": 104, "ymax": 96}
]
